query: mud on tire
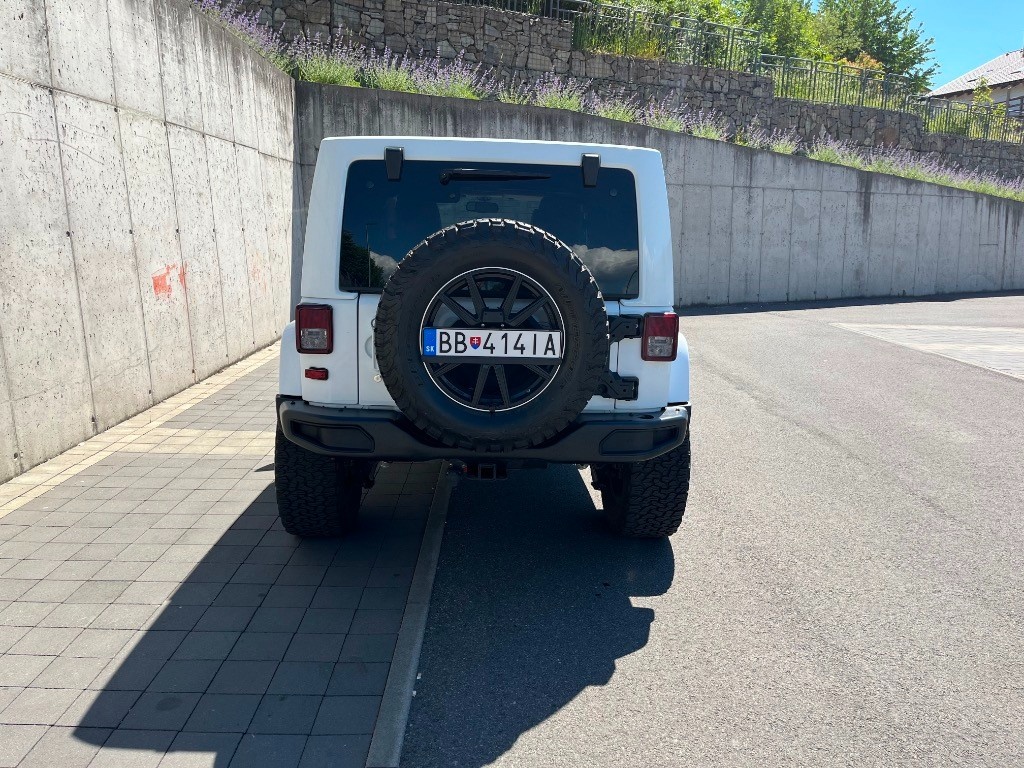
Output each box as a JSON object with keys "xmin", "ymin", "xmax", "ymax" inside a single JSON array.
[
  {"xmin": 593, "ymin": 435, "xmax": 691, "ymax": 538},
  {"xmin": 274, "ymin": 426, "xmax": 375, "ymax": 538}
]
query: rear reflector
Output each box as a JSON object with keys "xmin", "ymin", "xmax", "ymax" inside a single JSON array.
[
  {"xmin": 296, "ymin": 304, "xmax": 333, "ymax": 354},
  {"xmin": 304, "ymin": 367, "xmax": 329, "ymax": 381},
  {"xmin": 641, "ymin": 312, "xmax": 679, "ymax": 361}
]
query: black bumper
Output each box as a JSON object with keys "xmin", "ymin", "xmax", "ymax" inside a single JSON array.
[{"xmin": 277, "ymin": 397, "xmax": 690, "ymax": 464}]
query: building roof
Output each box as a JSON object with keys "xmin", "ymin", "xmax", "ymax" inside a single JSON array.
[{"xmin": 929, "ymin": 48, "xmax": 1024, "ymax": 97}]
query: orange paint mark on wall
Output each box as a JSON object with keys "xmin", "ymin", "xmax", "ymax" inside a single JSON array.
[
  {"xmin": 152, "ymin": 263, "xmax": 186, "ymax": 299},
  {"xmin": 152, "ymin": 266, "xmax": 175, "ymax": 298}
]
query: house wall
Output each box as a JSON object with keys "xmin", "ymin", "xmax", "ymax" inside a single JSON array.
[
  {"xmin": 945, "ymin": 84, "xmax": 1024, "ymax": 109},
  {"xmin": 0, "ymin": 0, "xmax": 296, "ymax": 484}
]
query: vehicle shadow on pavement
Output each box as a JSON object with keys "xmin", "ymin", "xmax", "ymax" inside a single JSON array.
[
  {"xmin": 69, "ymin": 462, "xmax": 433, "ymax": 768},
  {"xmin": 402, "ymin": 464, "xmax": 675, "ymax": 768}
]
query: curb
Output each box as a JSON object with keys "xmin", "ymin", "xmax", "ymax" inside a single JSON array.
[{"xmin": 366, "ymin": 462, "xmax": 455, "ymax": 768}]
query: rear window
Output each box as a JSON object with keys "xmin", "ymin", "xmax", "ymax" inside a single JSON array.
[{"xmin": 339, "ymin": 159, "xmax": 640, "ymax": 299}]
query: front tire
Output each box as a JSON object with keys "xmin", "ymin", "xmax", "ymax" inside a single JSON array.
[
  {"xmin": 274, "ymin": 426, "xmax": 375, "ymax": 538},
  {"xmin": 593, "ymin": 436, "xmax": 691, "ymax": 538}
]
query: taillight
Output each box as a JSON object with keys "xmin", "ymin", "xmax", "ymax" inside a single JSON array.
[
  {"xmin": 304, "ymin": 367, "xmax": 329, "ymax": 380},
  {"xmin": 296, "ymin": 304, "xmax": 333, "ymax": 354},
  {"xmin": 641, "ymin": 312, "xmax": 678, "ymax": 361}
]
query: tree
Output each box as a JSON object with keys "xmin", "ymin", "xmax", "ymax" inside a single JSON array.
[
  {"xmin": 815, "ymin": 0, "xmax": 936, "ymax": 89},
  {"xmin": 628, "ymin": 0, "xmax": 741, "ymax": 24},
  {"xmin": 734, "ymin": 0, "xmax": 819, "ymax": 58}
]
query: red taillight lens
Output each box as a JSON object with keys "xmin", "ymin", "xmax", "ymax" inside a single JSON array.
[
  {"xmin": 641, "ymin": 312, "xmax": 679, "ymax": 361},
  {"xmin": 296, "ymin": 304, "xmax": 333, "ymax": 354},
  {"xmin": 304, "ymin": 367, "xmax": 329, "ymax": 381}
]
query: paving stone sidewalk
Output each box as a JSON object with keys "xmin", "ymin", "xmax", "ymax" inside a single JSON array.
[{"xmin": 0, "ymin": 346, "xmax": 439, "ymax": 767}]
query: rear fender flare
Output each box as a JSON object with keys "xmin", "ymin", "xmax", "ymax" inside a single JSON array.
[
  {"xmin": 279, "ymin": 322, "xmax": 302, "ymax": 396},
  {"xmin": 668, "ymin": 331, "xmax": 690, "ymax": 404}
]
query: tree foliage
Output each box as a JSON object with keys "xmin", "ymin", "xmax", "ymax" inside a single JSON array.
[
  {"xmin": 733, "ymin": 0, "xmax": 819, "ymax": 58},
  {"xmin": 606, "ymin": 0, "xmax": 937, "ymax": 88},
  {"xmin": 809, "ymin": 0, "xmax": 935, "ymax": 87}
]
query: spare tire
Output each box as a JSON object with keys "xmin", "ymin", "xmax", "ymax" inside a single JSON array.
[{"xmin": 375, "ymin": 219, "xmax": 608, "ymax": 451}]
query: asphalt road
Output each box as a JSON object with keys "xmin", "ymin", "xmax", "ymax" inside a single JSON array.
[{"xmin": 402, "ymin": 295, "xmax": 1024, "ymax": 768}]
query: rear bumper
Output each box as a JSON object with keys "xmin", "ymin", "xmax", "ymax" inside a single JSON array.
[{"xmin": 277, "ymin": 397, "xmax": 690, "ymax": 463}]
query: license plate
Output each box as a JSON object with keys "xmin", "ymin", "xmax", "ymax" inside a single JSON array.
[{"xmin": 423, "ymin": 328, "xmax": 562, "ymax": 359}]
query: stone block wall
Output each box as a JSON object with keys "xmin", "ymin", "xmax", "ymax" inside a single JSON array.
[
  {"xmin": 241, "ymin": 0, "xmax": 1024, "ymax": 179},
  {"xmin": 919, "ymin": 133, "xmax": 1024, "ymax": 178}
]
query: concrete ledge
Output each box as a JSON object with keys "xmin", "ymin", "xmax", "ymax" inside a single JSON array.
[{"xmin": 366, "ymin": 465, "xmax": 454, "ymax": 768}]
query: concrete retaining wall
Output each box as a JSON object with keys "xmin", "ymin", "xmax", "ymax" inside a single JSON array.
[
  {"xmin": 2, "ymin": 2, "xmax": 1022, "ymax": 486},
  {"xmin": 297, "ymin": 84, "xmax": 1024, "ymax": 308},
  {"xmin": 0, "ymin": 0, "xmax": 296, "ymax": 483}
]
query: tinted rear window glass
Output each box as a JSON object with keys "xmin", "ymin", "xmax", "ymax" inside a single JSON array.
[{"xmin": 339, "ymin": 159, "xmax": 640, "ymax": 299}]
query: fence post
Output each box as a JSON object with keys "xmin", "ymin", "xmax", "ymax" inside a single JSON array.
[{"xmin": 625, "ymin": 6, "xmax": 632, "ymax": 57}]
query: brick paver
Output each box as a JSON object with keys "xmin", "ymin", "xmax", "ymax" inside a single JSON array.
[{"xmin": 0, "ymin": 346, "xmax": 439, "ymax": 767}]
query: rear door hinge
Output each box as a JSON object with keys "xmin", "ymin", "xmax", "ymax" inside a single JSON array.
[
  {"xmin": 609, "ymin": 315, "xmax": 643, "ymax": 343},
  {"xmin": 596, "ymin": 372, "xmax": 639, "ymax": 401}
]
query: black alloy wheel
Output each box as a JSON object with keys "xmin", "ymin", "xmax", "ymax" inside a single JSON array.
[{"xmin": 421, "ymin": 267, "xmax": 563, "ymax": 412}]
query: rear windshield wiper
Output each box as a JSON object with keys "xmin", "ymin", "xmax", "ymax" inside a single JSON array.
[{"xmin": 439, "ymin": 168, "xmax": 551, "ymax": 185}]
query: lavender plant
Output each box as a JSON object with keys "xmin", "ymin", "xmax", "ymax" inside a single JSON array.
[
  {"xmin": 530, "ymin": 73, "xmax": 590, "ymax": 113},
  {"xmin": 639, "ymin": 97, "xmax": 685, "ymax": 132},
  {"xmin": 682, "ymin": 107, "xmax": 729, "ymax": 141},
  {"xmin": 496, "ymin": 77, "xmax": 533, "ymax": 105},
  {"xmin": 361, "ymin": 47, "xmax": 418, "ymax": 93},
  {"xmin": 809, "ymin": 139, "xmax": 1024, "ymax": 203},
  {"xmin": 588, "ymin": 91, "xmax": 641, "ymax": 123},
  {"xmin": 743, "ymin": 127, "xmax": 801, "ymax": 155},
  {"xmin": 195, "ymin": 0, "xmax": 286, "ymax": 67},
  {"xmin": 288, "ymin": 35, "xmax": 363, "ymax": 87},
  {"xmin": 409, "ymin": 50, "xmax": 496, "ymax": 100}
]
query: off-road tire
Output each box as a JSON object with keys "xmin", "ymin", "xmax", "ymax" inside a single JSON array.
[
  {"xmin": 593, "ymin": 435, "xmax": 691, "ymax": 538},
  {"xmin": 274, "ymin": 426, "xmax": 375, "ymax": 538},
  {"xmin": 375, "ymin": 219, "xmax": 609, "ymax": 452}
]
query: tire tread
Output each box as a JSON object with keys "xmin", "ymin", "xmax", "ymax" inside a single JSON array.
[
  {"xmin": 274, "ymin": 426, "xmax": 363, "ymax": 538},
  {"xmin": 598, "ymin": 436, "xmax": 691, "ymax": 538}
]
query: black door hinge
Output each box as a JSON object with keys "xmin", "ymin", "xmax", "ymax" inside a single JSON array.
[
  {"xmin": 596, "ymin": 372, "xmax": 639, "ymax": 401},
  {"xmin": 609, "ymin": 315, "xmax": 643, "ymax": 343}
]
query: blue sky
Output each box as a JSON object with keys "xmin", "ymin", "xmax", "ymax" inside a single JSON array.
[{"xmin": 911, "ymin": 0, "xmax": 1024, "ymax": 88}]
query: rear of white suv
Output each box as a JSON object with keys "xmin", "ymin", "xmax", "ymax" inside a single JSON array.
[{"xmin": 277, "ymin": 137, "xmax": 691, "ymax": 538}]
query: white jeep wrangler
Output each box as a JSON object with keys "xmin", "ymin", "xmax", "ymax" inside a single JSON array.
[{"xmin": 277, "ymin": 137, "xmax": 691, "ymax": 538}]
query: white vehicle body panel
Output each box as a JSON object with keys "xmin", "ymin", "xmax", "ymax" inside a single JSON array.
[
  {"xmin": 282, "ymin": 136, "xmax": 689, "ymax": 413},
  {"xmin": 279, "ymin": 322, "xmax": 302, "ymax": 396}
]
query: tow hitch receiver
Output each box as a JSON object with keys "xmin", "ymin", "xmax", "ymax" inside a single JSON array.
[{"xmin": 457, "ymin": 461, "xmax": 509, "ymax": 480}]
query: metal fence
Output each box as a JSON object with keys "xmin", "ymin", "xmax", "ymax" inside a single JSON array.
[
  {"xmin": 447, "ymin": 0, "xmax": 1024, "ymax": 145},
  {"xmin": 569, "ymin": 3, "xmax": 761, "ymax": 71},
  {"xmin": 448, "ymin": 0, "xmax": 587, "ymax": 19},
  {"xmin": 756, "ymin": 55, "xmax": 916, "ymax": 111},
  {"xmin": 453, "ymin": 0, "xmax": 761, "ymax": 71},
  {"xmin": 915, "ymin": 97, "xmax": 1024, "ymax": 144}
]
